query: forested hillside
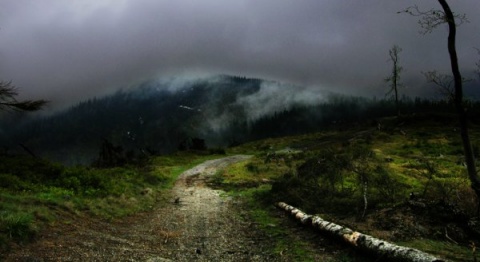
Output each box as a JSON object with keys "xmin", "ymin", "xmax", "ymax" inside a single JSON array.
[{"xmin": 1, "ymin": 75, "xmax": 479, "ymax": 165}]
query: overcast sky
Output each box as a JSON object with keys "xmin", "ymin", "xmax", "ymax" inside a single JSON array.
[{"xmin": 1, "ymin": 0, "xmax": 479, "ymax": 110}]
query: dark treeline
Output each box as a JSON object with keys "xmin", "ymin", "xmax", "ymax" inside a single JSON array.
[
  {"xmin": 1, "ymin": 75, "xmax": 479, "ymax": 165},
  {"xmin": 0, "ymin": 76, "xmax": 261, "ymax": 164},
  {"xmin": 246, "ymin": 95, "xmax": 480, "ymax": 141}
]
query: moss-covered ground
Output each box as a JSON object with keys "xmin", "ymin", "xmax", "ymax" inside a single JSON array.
[{"xmin": 216, "ymin": 113, "xmax": 479, "ymax": 261}]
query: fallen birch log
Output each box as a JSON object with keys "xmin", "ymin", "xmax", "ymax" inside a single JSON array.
[{"xmin": 275, "ymin": 202, "xmax": 446, "ymax": 262}]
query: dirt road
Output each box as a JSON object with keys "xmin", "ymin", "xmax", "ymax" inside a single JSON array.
[
  {"xmin": 4, "ymin": 155, "xmax": 279, "ymax": 261},
  {"xmin": 158, "ymin": 154, "xmax": 276, "ymax": 261}
]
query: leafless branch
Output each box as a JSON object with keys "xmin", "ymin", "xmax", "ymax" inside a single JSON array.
[
  {"xmin": 0, "ymin": 100, "xmax": 49, "ymax": 111},
  {"xmin": 422, "ymin": 71, "xmax": 455, "ymax": 100},
  {"xmin": 422, "ymin": 71, "xmax": 472, "ymax": 102},
  {"xmin": 0, "ymin": 81, "xmax": 19, "ymax": 102},
  {"xmin": 398, "ymin": 5, "xmax": 469, "ymax": 34},
  {"xmin": 0, "ymin": 80, "xmax": 48, "ymax": 111}
]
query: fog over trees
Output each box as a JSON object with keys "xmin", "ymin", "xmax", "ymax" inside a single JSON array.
[{"xmin": 0, "ymin": 75, "xmax": 478, "ymax": 165}]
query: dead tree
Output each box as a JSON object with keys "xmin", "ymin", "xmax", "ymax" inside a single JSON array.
[
  {"xmin": 401, "ymin": 0, "xmax": 480, "ymax": 207},
  {"xmin": 385, "ymin": 45, "xmax": 403, "ymax": 116}
]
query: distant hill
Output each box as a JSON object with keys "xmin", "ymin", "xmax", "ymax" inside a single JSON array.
[
  {"xmin": 0, "ymin": 76, "xmax": 257, "ymax": 163},
  {"xmin": 1, "ymin": 75, "xmax": 475, "ymax": 165}
]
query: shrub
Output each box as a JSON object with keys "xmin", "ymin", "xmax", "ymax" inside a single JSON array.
[
  {"xmin": 270, "ymin": 143, "xmax": 408, "ymax": 215},
  {"xmin": 37, "ymin": 187, "xmax": 74, "ymax": 203},
  {"xmin": 142, "ymin": 172, "xmax": 167, "ymax": 185},
  {"xmin": 245, "ymin": 162, "xmax": 260, "ymax": 173},
  {"xmin": 0, "ymin": 155, "xmax": 64, "ymax": 183},
  {"xmin": 370, "ymin": 166, "xmax": 405, "ymax": 204},
  {"xmin": 0, "ymin": 212, "xmax": 36, "ymax": 241},
  {"xmin": 0, "ymin": 173, "xmax": 30, "ymax": 191},
  {"xmin": 208, "ymin": 148, "xmax": 226, "ymax": 155}
]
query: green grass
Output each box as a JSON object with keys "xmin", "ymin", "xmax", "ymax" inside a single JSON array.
[
  {"xmin": 1, "ymin": 112, "xmax": 479, "ymax": 260},
  {"xmin": 222, "ymin": 185, "xmax": 321, "ymax": 261},
  {"xmin": 0, "ymin": 212, "xmax": 37, "ymax": 241},
  {"xmin": 0, "ymin": 151, "xmax": 225, "ymax": 252},
  {"xmin": 216, "ymin": 161, "xmax": 371, "ymax": 261},
  {"xmin": 210, "ymin": 157, "xmax": 292, "ymax": 190},
  {"xmin": 222, "ymin": 113, "xmax": 480, "ymax": 261}
]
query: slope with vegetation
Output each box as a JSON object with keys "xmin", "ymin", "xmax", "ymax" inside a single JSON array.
[
  {"xmin": 0, "ymin": 151, "xmax": 223, "ymax": 256},
  {"xmin": 1, "ymin": 109, "xmax": 479, "ymax": 261},
  {"xmin": 2, "ymin": 74, "xmax": 477, "ymax": 167},
  {"xmin": 1, "ymin": 76, "xmax": 480, "ymax": 261},
  {"xmin": 217, "ymin": 112, "xmax": 480, "ymax": 261}
]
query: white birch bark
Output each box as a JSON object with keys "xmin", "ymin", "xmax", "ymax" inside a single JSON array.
[{"xmin": 275, "ymin": 202, "xmax": 447, "ymax": 262}]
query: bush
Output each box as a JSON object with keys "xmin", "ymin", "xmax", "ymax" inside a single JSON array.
[
  {"xmin": 245, "ymin": 162, "xmax": 260, "ymax": 173},
  {"xmin": 0, "ymin": 212, "xmax": 36, "ymax": 241},
  {"xmin": 0, "ymin": 155, "xmax": 64, "ymax": 184},
  {"xmin": 208, "ymin": 148, "xmax": 226, "ymax": 155},
  {"xmin": 370, "ymin": 166, "xmax": 405, "ymax": 204},
  {"xmin": 57, "ymin": 168, "xmax": 106, "ymax": 196},
  {"xmin": 0, "ymin": 173, "xmax": 30, "ymax": 191},
  {"xmin": 37, "ymin": 187, "xmax": 74, "ymax": 203},
  {"xmin": 142, "ymin": 172, "xmax": 167, "ymax": 185},
  {"xmin": 270, "ymin": 143, "xmax": 408, "ymax": 215}
]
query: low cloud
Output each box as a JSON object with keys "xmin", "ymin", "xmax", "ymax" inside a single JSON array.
[
  {"xmin": 0, "ymin": 0, "xmax": 479, "ymax": 110},
  {"xmin": 236, "ymin": 81, "xmax": 326, "ymax": 120}
]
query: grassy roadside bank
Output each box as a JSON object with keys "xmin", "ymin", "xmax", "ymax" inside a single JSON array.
[
  {"xmin": 0, "ymin": 152, "xmax": 223, "ymax": 254},
  {"xmin": 214, "ymin": 113, "xmax": 479, "ymax": 261},
  {"xmin": 211, "ymin": 157, "xmax": 372, "ymax": 261}
]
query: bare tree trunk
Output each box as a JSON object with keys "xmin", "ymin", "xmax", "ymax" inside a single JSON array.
[
  {"xmin": 387, "ymin": 45, "xmax": 402, "ymax": 116},
  {"xmin": 438, "ymin": 0, "xmax": 480, "ymax": 201},
  {"xmin": 361, "ymin": 179, "xmax": 368, "ymax": 219},
  {"xmin": 393, "ymin": 52, "xmax": 400, "ymax": 116},
  {"xmin": 276, "ymin": 202, "xmax": 446, "ymax": 262}
]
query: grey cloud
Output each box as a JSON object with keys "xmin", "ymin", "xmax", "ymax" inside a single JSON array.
[{"xmin": 0, "ymin": 0, "xmax": 479, "ymax": 110}]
